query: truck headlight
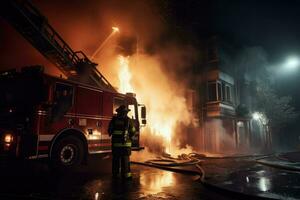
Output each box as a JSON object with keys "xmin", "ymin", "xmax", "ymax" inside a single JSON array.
[{"xmin": 4, "ymin": 133, "xmax": 13, "ymax": 143}]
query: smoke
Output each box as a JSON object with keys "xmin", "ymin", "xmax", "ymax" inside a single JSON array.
[
  {"xmin": 77, "ymin": 0, "xmax": 199, "ymax": 154},
  {"xmin": 100, "ymin": 50, "xmax": 196, "ymax": 154},
  {"xmin": 204, "ymin": 119, "xmax": 236, "ymax": 153},
  {"xmin": 128, "ymin": 53, "xmax": 193, "ymax": 153},
  {"xmin": 1, "ymin": 0, "xmax": 199, "ymax": 155},
  {"xmin": 219, "ymin": 45, "xmax": 270, "ymax": 82},
  {"xmin": 131, "ymin": 147, "xmax": 158, "ymax": 162}
]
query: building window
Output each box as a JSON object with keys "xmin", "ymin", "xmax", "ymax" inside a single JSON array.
[
  {"xmin": 207, "ymin": 81, "xmax": 234, "ymax": 103},
  {"xmin": 207, "ymin": 81, "xmax": 222, "ymax": 102},
  {"xmin": 225, "ymin": 85, "xmax": 232, "ymax": 103},
  {"xmin": 217, "ymin": 82, "xmax": 222, "ymax": 100},
  {"xmin": 222, "ymin": 83, "xmax": 226, "ymax": 101},
  {"xmin": 207, "ymin": 82, "xmax": 217, "ymax": 101}
]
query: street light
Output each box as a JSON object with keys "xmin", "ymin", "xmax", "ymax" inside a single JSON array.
[
  {"xmin": 252, "ymin": 112, "xmax": 260, "ymax": 121},
  {"xmin": 252, "ymin": 112, "xmax": 267, "ymax": 125},
  {"xmin": 252, "ymin": 111, "xmax": 271, "ymax": 148},
  {"xmin": 283, "ymin": 56, "xmax": 299, "ymax": 71}
]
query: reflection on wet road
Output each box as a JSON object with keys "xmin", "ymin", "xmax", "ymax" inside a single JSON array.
[
  {"xmin": 203, "ymin": 158, "xmax": 300, "ymax": 199},
  {"xmin": 2, "ymin": 155, "xmax": 300, "ymax": 199},
  {"xmin": 82, "ymin": 165, "xmax": 230, "ymax": 199},
  {"xmin": 140, "ymin": 169, "xmax": 174, "ymax": 194},
  {"xmin": 0, "ymin": 155, "xmax": 236, "ymax": 200},
  {"xmin": 258, "ymin": 176, "xmax": 271, "ymax": 192}
]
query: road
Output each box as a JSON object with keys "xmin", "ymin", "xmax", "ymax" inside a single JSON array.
[
  {"xmin": 0, "ymin": 154, "xmax": 241, "ymax": 200},
  {"xmin": 202, "ymin": 156, "xmax": 300, "ymax": 199},
  {"xmin": 1, "ymin": 154, "xmax": 300, "ymax": 199}
]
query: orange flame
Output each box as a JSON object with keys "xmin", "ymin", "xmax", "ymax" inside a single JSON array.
[
  {"xmin": 117, "ymin": 55, "xmax": 191, "ymax": 154},
  {"xmin": 118, "ymin": 55, "xmax": 134, "ymax": 93}
]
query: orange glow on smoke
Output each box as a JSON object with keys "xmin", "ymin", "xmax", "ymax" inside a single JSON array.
[{"xmin": 117, "ymin": 55, "xmax": 191, "ymax": 154}]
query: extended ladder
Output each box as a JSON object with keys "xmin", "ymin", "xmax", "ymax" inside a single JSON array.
[{"xmin": 0, "ymin": 0, "xmax": 115, "ymax": 91}]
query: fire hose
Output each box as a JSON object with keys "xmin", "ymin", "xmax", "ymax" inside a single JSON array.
[
  {"xmin": 131, "ymin": 153, "xmax": 203, "ymax": 176},
  {"xmin": 132, "ymin": 153, "xmax": 276, "ymax": 199},
  {"xmin": 131, "ymin": 152, "xmax": 238, "ymax": 184},
  {"xmin": 132, "ymin": 152, "xmax": 273, "ymax": 176}
]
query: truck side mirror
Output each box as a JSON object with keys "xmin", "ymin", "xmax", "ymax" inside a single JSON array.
[{"xmin": 141, "ymin": 106, "xmax": 146, "ymax": 119}]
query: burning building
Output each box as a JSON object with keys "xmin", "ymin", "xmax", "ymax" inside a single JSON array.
[{"xmin": 188, "ymin": 36, "xmax": 269, "ymax": 154}]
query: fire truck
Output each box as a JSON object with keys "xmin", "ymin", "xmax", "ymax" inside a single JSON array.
[{"xmin": 0, "ymin": 0, "xmax": 146, "ymax": 169}]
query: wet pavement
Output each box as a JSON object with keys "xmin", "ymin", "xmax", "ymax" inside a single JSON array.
[
  {"xmin": 256, "ymin": 156, "xmax": 300, "ymax": 171},
  {"xmin": 0, "ymin": 154, "xmax": 239, "ymax": 200},
  {"xmin": 1, "ymin": 154, "xmax": 300, "ymax": 199},
  {"xmin": 253, "ymin": 151, "xmax": 300, "ymax": 171},
  {"xmin": 202, "ymin": 157, "xmax": 300, "ymax": 199},
  {"xmin": 279, "ymin": 151, "xmax": 300, "ymax": 162}
]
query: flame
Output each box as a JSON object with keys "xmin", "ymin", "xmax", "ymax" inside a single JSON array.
[
  {"xmin": 117, "ymin": 55, "xmax": 191, "ymax": 154},
  {"xmin": 118, "ymin": 56, "xmax": 134, "ymax": 93}
]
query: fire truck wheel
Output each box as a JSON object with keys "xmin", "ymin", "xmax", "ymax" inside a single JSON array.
[{"xmin": 51, "ymin": 136, "xmax": 84, "ymax": 170}]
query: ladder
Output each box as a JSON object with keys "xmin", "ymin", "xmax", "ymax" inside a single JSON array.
[{"xmin": 0, "ymin": 0, "xmax": 115, "ymax": 91}]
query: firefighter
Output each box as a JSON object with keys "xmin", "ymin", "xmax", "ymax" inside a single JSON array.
[{"xmin": 108, "ymin": 105, "xmax": 136, "ymax": 179}]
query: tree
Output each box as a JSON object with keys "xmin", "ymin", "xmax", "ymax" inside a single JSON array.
[
  {"xmin": 223, "ymin": 45, "xmax": 298, "ymax": 149},
  {"xmin": 229, "ymin": 46, "xmax": 298, "ymax": 129},
  {"xmin": 252, "ymin": 80, "xmax": 298, "ymax": 148},
  {"xmin": 255, "ymin": 82, "xmax": 297, "ymax": 128}
]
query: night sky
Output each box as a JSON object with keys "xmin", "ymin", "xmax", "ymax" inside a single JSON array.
[
  {"xmin": 0, "ymin": 0, "xmax": 300, "ymax": 102},
  {"xmin": 213, "ymin": 0, "xmax": 300, "ymax": 107},
  {"xmin": 1, "ymin": 0, "xmax": 300, "ymax": 65},
  {"xmin": 214, "ymin": 0, "xmax": 300, "ymax": 60}
]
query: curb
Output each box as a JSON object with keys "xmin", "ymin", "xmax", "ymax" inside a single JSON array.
[
  {"xmin": 194, "ymin": 153, "xmax": 275, "ymax": 160},
  {"xmin": 256, "ymin": 160, "xmax": 300, "ymax": 172}
]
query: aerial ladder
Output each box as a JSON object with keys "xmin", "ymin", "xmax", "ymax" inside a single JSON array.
[{"xmin": 0, "ymin": 0, "xmax": 116, "ymax": 91}]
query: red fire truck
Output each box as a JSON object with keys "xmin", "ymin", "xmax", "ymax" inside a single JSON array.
[{"xmin": 0, "ymin": 0, "xmax": 146, "ymax": 169}]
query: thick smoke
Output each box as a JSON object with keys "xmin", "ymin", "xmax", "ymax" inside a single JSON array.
[
  {"xmin": 99, "ymin": 43, "xmax": 197, "ymax": 154},
  {"xmin": 84, "ymin": 0, "xmax": 198, "ymax": 154},
  {"xmin": 1, "ymin": 0, "xmax": 199, "ymax": 155}
]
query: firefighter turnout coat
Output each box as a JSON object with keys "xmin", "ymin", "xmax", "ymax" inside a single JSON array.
[{"xmin": 108, "ymin": 115, "xmax": 136, "ymax": 155}]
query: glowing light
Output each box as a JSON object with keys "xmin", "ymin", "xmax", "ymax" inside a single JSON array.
[
  {"xmin": 4, "ymin": 134, "xmax": 13, "ymax": 143},
  {"xmin": 285, "ymin": 56, "xmax": 299, "ymax": 70},
  {"xmin": 86, "ymin": 129, "xmax": 102, "ymax": 140},
  {"xmin": 237, "ymin": 121, "xmax": 243, "ymax": 127},
  {"xmin": 94, "ymin": 192, "xmax": 99, "ymax": 200},
  {"xmin": 91, "ymin": 26, "xmax": 120, "ymax": 60},
  {"xmin": 252, "ymin": 112, "xmax": 268, "ymax": 125},
  {"xmin": 118, "ymin": 55, "xmax": 173, "ymax": 151},
  {"xmin": 118, "ymin": 56, "xmax": 134, "ymax": 93},
  {"xmin": 140, "ymin": 170, "xmax": 174, "ymax": 194},
  {"xmin": 117, "ymin": 55, "xmax": 191, "ymax": 154},
  {"xmin": 258, "ymin": 177, "xmax": 271, "ymax": 192},
  {"xmin": 252, "ymin": 112, "xmax": 260, "ymax": 120},
  {"xmin": 112, "ymin": 27, "xmax": 119, "ymax": 33}
]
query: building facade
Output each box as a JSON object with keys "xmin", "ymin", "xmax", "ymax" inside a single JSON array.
[{"xmin": 189, "ymin": 36, "xmax": 254, "ymax": 154}]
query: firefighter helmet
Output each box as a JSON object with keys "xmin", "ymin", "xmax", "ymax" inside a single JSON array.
[{"xmin": 116, "ymin": 105, "xmax": 130, "ymax": 113}]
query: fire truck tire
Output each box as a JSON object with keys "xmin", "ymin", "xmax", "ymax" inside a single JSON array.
[{"xmin": 51, "ymin": 136, "xmax": 84, "ymax": 170}]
